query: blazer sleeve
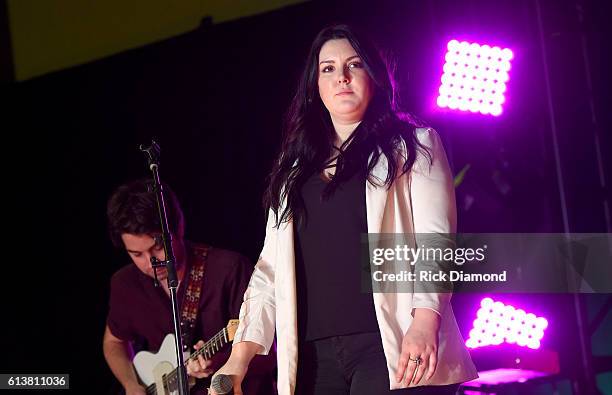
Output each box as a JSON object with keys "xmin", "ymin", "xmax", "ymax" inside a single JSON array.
[
  {"xmin": 409, "ymin": 127, "xmax": 456, "ymax": 316},
  {"xmin": 232, "ymin": 209, "xmax": 278, "ymax": 355}
]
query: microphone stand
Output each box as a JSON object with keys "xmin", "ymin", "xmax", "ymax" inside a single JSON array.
[{"xmin": 140, "ymin": 140, "xmax": 189, "ymax": 395}]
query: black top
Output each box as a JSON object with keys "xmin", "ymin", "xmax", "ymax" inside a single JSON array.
[{"xmin": 295, "ymin": 164, "xmax": 379, "ymax": 341}]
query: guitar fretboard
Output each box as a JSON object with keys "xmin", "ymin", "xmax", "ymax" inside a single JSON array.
[
  {"xmin": 189, "ymin": 326, "xmax": 231, "ymax": 361},
  {"xmin": 145, "ymin": 327, "xmax": 232, "ymax": 395}
]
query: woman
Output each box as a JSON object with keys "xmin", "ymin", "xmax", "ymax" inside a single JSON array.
[{"xmin": 204, "ymin": 24, "xmax": 477, "ymax": 394}]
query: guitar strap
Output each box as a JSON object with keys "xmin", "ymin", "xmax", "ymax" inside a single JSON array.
[{"xmin": 179, "ymin": 244, "xmax": 209, "ymax": 352}]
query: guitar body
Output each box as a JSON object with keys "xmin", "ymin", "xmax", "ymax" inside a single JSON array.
[
  {"xmin": 132, "ymin": 320, "xmax": 239, "ymax": 395},
  {"xmin": 133, "ymin": 334, "xmax": 191, "ymax": 394}
]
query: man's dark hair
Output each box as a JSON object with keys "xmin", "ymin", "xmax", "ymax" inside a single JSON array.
[{"xmin": 107, "ymin": 179, "xmax": 185, "ymax": 247}]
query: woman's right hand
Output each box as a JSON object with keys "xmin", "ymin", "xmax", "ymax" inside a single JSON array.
[
  {"xmin": 124, "ymin": 382, "xmax": 147, "ymax": 395},
  {"xmin": 208, "ymin": 358, "xmax": 249, "ymax": 395},
  {"xmin": 208, "ymin": 340, "xmax": 263, "ymax": 394}
]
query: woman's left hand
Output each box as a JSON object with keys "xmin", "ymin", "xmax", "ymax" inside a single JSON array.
[{"xmin": 396, "ymin": 308, "xmax": 441, "ymax": 386}]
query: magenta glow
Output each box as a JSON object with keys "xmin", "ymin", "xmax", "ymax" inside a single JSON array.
[
  {"xmin": 437, "ymin": 40, "xmax": 513, "ymax": 116},
  {"xmin": 466, "ymin": 297, "xmax": 548, "ymax": 349}
]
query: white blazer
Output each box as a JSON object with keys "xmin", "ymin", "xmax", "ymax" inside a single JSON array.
[{"xmin": 233, "ymin": 127, "xmax": 478, "ymax": 394}]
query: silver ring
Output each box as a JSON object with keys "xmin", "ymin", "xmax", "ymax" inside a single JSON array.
[{"xmin": 409, "ymin": 357, "xmax": 422, "ymax": 365}]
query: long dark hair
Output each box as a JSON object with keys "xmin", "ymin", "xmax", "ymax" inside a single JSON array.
[{"xmin": 264, "ymin": 24, "xmax": 431, "ymax": 227}]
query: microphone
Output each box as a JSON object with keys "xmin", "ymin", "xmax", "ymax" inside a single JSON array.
[{"xmin": 210, "ymin": 374, "xmax": 233, "ymax": 394}]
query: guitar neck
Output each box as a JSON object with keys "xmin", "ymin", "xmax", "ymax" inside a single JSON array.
[{"xmin": 185, "ymin": 326, "xmax": 232, "ymax": 364}]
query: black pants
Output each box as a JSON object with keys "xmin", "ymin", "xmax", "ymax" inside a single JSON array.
[{"xmin": 296, "ymin": 332, "xmax": 459, "ymax": 395}]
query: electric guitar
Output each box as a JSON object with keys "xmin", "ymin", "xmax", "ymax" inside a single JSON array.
[{"xmin": 133, "ymin": 319, "xmax": 239, "ymax": 395}]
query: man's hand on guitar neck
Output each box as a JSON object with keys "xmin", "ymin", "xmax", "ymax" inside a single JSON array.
[{"xmin": 186, "ymin": 340, "xmax": 215, "ymax": 379}]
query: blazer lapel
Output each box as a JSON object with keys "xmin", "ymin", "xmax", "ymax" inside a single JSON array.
[{"xmin": 366, "ymin": 152, "xmax": 390, "ymax": 234}]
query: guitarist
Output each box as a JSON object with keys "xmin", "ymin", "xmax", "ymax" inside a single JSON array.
[{"xmin": 102, "ymin": 179, "xmax": 277, "ymax": 395}]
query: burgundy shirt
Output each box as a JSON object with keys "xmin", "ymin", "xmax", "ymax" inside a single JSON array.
[{"xmin": 107, "ymin": 242, "xmax": 276, "ymax": 393}]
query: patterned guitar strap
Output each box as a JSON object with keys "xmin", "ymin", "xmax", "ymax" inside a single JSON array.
[{"xmin": 179, "ymin": 244, "xmax": 209, "ymax": 353}]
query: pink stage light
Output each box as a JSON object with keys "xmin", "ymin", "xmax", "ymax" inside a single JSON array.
[
  {"xmin": 437, "ymin": 40, "xmax": 513, "ymax": 116},
  {"xmin": 466, "ymin": 298, "xmax": 548, "ymax": 349}
]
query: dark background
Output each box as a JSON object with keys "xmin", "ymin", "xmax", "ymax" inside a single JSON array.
[{"xmin": 1, "ymin": 0, "xmax": 610, "ymax": 393}]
